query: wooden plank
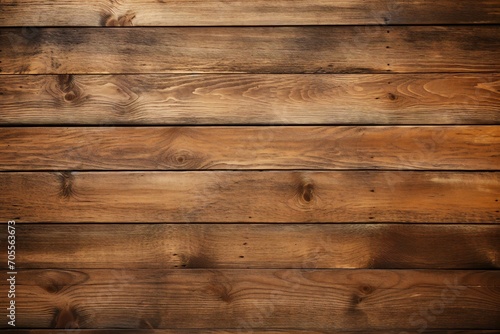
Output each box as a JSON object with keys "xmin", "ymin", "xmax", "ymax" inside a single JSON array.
[
  {"xmin": 3, "ymin": 331, "xmax": 500, "ymax": 334},
  {"xmin": 1, "ymin": 172, "xmax": 498, "ymax": 223},
  {"xmin": 1, "ymin": 0, "xmax": 499, "ymax": 26},
  {"xmin": 1, "ymin": 26, "xmax": 499, "ymax": 74},
  {"xmin": 3, "ymin": 269, "xmax": 499, "ymax": 329},
  {"xmin": 1, "ymin": 126, "xmax": 498, "ymax": 171},
  {"xmin": 1, "ymin": 74, "xmax": 499, "ymax": 125},
  {"xmin": 2, "ymin": 224, "xmax": 497, "ymax": 269}
]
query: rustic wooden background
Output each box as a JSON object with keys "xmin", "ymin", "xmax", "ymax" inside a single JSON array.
[{"xmin": 1, "ymin": 0, "xmax": 499, "ymax": 332}]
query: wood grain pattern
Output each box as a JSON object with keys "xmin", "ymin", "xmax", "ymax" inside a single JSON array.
[
  {"xmin": 2, "ymin": 224, "xmax": 497, "ymax": 269},
  {"xmin": 1, "ymin": 126, "xmax": 498, "ymax": 171},
  {"xmin": 1, "ymin": 172, "xmax": 498, "ymax": 223},
  {"xmin": 1, "ymin": 26, "xmax": 499, "ymax": 74},
  {"xmin": 1, "ymin": 74, "xmax": 499, "ymax": 125},
  {"xmin": 1, "ymin": 0, "xmax": 499, "ymax": 26},
  {"xmin": 4, "ymin": 331, "xmax": 500, "ymax": 334},
  {"xmin": 3, "ymin": 269, "xmax": 499, "ymax": 329}
]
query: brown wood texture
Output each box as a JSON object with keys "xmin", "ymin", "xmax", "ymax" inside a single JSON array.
[
  {"xmin": 1, "ymin": 74, "xmax": 499, "ymax": 125},
  {"xmin": 1, "ymin": 172, "xmax": 499, "ymax": 223},
  {"xmin": 1, "ymin": 26, "xmax": 499, "ymax": 74},
  {"xmin": 1, "ymin": 1, "xmax": 499, "ymax": 332},
  {"xmin": 1, "ymin": 126, "xmax": 498, "ymax": 171},
  {"xmin": 4, "ymin": 331, "xmax": 500, "ymax": 334},
  {"xmin": 1, "ymin": 0, "xmax": 499, "ymax": 26},
  {"xmin": 1, "ymin": 224, "xmax": 497, "ymax": 269},
  {"xmin": 2, "ymin": 269, "xmax": 498, "ymax": 329}
]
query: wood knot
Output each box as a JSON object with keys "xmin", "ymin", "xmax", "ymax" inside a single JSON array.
[
  {"xmin": 64, "ymin": 92, "xmax": 76, "ymax": 101},
  {"xmin": 166, "ymin": 149, "xmax": 200, "ymax": 168},
  {"xmin": 290, "ymin": 175, "xmax": 318, "ymax": 211},
  {"xmin": 351, "ymin": 294, "xmax": 364, "ymax": 306},
  {"xmin": 38, "ymin": 270, "xmax": 89, "ymax": 294},
  {"xmin": 359, "ymin": 285, "xmax": 374, "ymax": 295},
  {"xmin": 298, "ymin": 180, "xmax": 315, "ymax": 204},
  {"xmin": 387, "ymin": 93, "xmax": 397, "ymax": 101},
  {"xmin": 56, "ymin": 74, "xmax": 83, "ymax": 104},
  {"xmin": 301, "ymin": 183, "xmax": 314, "ymax": 202},
  {"xmin": 58, "ymin": 172, "xmax": 75, "ymax": 199},
  {"xmin": 101, "ymin": 11, "xmax": 136, "ymax": 26}
]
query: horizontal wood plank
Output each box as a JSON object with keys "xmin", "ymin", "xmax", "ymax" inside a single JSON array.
[
  {"xmin": 3, "ymin": 269, "xmax": 499, "ymax": 329},
  {"xmin": 1, "ymin": 172, "xmax": 498, "ymax": 223},
  {"xmin": 2, "ymin": 224, "xmax": 497, "ymax": 269},
  {"xmin": 1, "ymin": 74, "xmax": 499, "ymax": 125},
  {"xmin": 1, "ymin": 26, "xmax": 499, "ymax": 74},
  {"xmin": 3, "ymin": 331, "xmax": 500, "ymax": 334},
  {"xmin": 1, "ymin": 126, "xmax": 498, "ymax": 171},
  {"xmin": 1, "ymin": 0, "xmax": 499, "ymax": 26}
]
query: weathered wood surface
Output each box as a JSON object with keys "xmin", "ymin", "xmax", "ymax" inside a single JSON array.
[
  {"xmin": 1, "ymin": 0, "xmax": 499, "ymax": 332},
  {"xmin": 1, "ymin": 74, "xmax": 499, "ymax": 125},
  {"xmin": 1, "ymin": 26, "xmax": 499, "ymax": 74},
  {"xmin": 3, "ymin": 269, "xmax": 498, "ymax": 329},
  {"xmin": 0, "ymin": 126, "xmax": 498, "ymax": 170},
  {"xmin": 1, "ymin": 0, "xmax": 499, "ymax": 26},
  {"xmin": 3, "ymin": 331, "xmax": 500, "ymax": 334},
  {"xmin": 1, "ymin": 224, "xmax": 497, "ymax": 269},
  {"xmin": 1, "ymin": 172, "xmax": 498, "ymax": 223}
]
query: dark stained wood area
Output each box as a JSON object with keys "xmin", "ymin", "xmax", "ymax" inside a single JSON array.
[
  {"xmin": 1, "ymin": 0, "xmax": 500, "ymax": 26},
  {"xmin": 1, "ymin": 224, "xmax": 497, "ymax": 269},
  {"xmin": 0, "ymin": 0, "xmax": 499, "ymax": 332},
  {"xmin": 2, "ymin": 269, "xmax": 499, "ymax": 329},
  {"xmin": 1, "ymin": 26, "xmax": 499, "ymax": 74},
  {"xmin": 3, "ymin": 331, "xmax": 500, "ymax": 334}
]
